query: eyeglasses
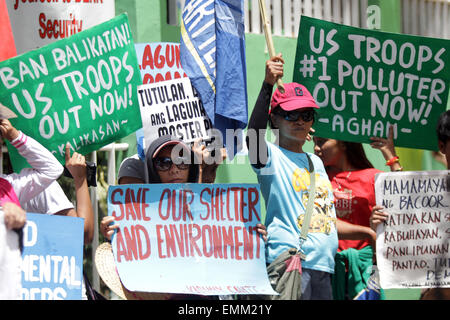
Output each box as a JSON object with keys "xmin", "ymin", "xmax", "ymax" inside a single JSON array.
[
  {"xmin": 273, "ymin": 109, "xmax": 315, "ymax": 122},
  {"xmin": 153, "ymin": 157, "xmax": 190, "ymax": 171}
]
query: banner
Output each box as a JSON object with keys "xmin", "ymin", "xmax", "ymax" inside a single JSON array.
[
  {"xmin": 6, "ymin": 0, "xmax": 115, "ymax": 55},
  {"xmin": 138, "ymin": 77, "xmax": 213, "ymax": 147},
  {"xmin": 21, "ymin": 213, "xmax": 84, "ymax": 300},
  {"xmin": 293, "ymin": 16, "xmax": 450, "ymax": 151},
  {"xmin": 0, "ymin": 14, "xmax": 143, "ymax": 171},
  {"xmin": 135, "ymin": 42, "xmax": 187, "ymax": 85},
  {"xmin": 108, "ymin": 183, "xmax": 276, "ymax": 296},
  {"xmin": 374, "ymin": 171, "xmax": 450, "ymax": 289},
  {"xmin": 180, "ymin": 0, "xmax": 248, "ymax": 158}
]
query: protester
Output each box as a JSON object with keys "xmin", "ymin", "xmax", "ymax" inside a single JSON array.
[
  {"xmin": 116, "ymin": 138, "xmax": 226, "ymax": 185},
  {"xmin": 98, "ymin": 135, "xmax": 267, "ymax": 299},
  {"xmin": 245, "ymin": 54, "xmax": 338, "ymax": 300},
  {"xmin": 313, "ymin": 127, "xmax": 401, "ymax": 300},
  {"xmin": 370, "ymin": 110, "xmax": 450, "ymax": 300},
  {"xmin": 0, "ymin": 117, "xmax": 63, "ymax": 299},
  {"xmin": 21, "ymin": 143, "xmax": 95, "ymax": 300},
  {"xmin": 23, "ymin": 143, "xmax": 94, "ymax": 244}
]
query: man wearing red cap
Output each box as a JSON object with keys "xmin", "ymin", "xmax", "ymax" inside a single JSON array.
[{"xmin": 246, "ymin": 55, "xmax": 338, "ymax": 300}]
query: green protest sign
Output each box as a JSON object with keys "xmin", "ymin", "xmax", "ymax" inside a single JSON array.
[
  {"xmin": 0, "ymin": 14, "xmax": 142, "ymax": 171},
  {"xmin": 293, "ymin": 16, "xmax": 450, "ymax": 151}
]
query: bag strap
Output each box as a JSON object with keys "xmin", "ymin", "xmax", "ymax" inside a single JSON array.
[{"xmin": 299, "ymin": 154, "xmax": 316, "ymax": 246}]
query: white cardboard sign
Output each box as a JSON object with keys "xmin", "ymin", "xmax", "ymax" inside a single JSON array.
[{"xmin": 375, "ymin": 171, "xmax": 450, "ymax": 289}]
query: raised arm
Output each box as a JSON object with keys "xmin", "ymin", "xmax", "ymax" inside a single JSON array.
[
  {"xmin": 1, "ymin": 119, "xmax": 63, "ymax": 203},
  {"xmin": 246, "ymin": 54, "xmax": 284, "ymax": 168},
  {"xmin": 63, "ymin": 143, "xmax": 94, "ymax": 244},
  {"xmin": 370, "ymin": 126, "xmax": 402, "ymax": 172}
]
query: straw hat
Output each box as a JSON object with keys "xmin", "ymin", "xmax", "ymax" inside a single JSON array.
[{"xmin": 94, "ymin": 242, "xmax": 173, "ymax": 300}]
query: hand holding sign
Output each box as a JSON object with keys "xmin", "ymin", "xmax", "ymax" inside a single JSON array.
[
  {"xmin": 369, "ymin": 126, "xmax": 401, "ymax": 171},
  {"xmin": 64, "ymin": 143, "xmax": 87, "ymax": 182},
  {"xmin": 192, "ymin": 138, "xmax": 226, "ymax": 183},
  {"xmin": 0, "ymin": 118, "xmax": 19, "ymax": 141},
  {"xmin": 255, "ymin": 223, "xmax": 268, "ymax": 243},
  {"xmin": 369, "ymin": 205, "xmax": 388, "ymax": 232},
  {"xmin": 3, "ymin": 202, "xmax": 26, "ymax": 230},
  {"xmin": 265, "ymin": 53, "xmax": 284, "ymax": 86},
  {"xmin": 370, "ymin": 125, "xmax": 395, "ymax": 152},
  {"xmin": 100, "ymin": 215, "xmax": 119, "ymax": 241}
]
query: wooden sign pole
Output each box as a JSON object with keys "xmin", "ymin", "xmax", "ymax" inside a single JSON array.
[{"xmin": 258, "ymin": 0, "xmax": 285, "ymax": 93}]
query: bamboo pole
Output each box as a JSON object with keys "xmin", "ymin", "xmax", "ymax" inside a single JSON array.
[{"xmin": 258, "ymin": 0, "xmax": 285, "ymax": 93}]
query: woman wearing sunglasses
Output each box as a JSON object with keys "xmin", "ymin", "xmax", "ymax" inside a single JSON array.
[
  {"xmin": 100, "ymin": 135, "xmax": 203, "ymax": 240},
  {"xmin": 146, "ymin": 135, "xmax": 199, "ymax": 184},
  {"xmin": 246, "ymin": 54, "xmax": 338, "ymax": 300}
]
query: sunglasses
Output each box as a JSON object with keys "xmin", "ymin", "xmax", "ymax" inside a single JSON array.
[
  {"xmin": 153, "ymin": 157, "xmax": 190, "ymax": 171},
  {"xmin": 273, "ymin": 109, "xmax": 315, "ymax": 122}
]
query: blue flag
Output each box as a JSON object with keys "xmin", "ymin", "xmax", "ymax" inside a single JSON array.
[{"xmin": 180, "ymin": 0, "xmax": 248, "ymax": 158}]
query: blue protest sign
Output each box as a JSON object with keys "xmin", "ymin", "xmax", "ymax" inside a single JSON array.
[
  {"xmin": 108, "ymin": 183, "xmax": 277, "ymax": 296},
  {"xmin": 21, "ymin": 213, "xmax": 84, "ymax": 300}
]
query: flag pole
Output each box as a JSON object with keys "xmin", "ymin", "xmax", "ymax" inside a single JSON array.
[{"xmin": 258, "ymin": 0, "xmax": 284, "ymax": 93}]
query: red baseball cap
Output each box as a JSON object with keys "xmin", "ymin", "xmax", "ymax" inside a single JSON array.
[{"xmin": 269, "ymin": 83, "xmax": 319, "ymax": 114}]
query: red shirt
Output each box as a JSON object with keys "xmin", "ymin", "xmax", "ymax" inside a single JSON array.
[{"xmin": 329, "ymin": 168, "xmax": 382, "ymax": 251}]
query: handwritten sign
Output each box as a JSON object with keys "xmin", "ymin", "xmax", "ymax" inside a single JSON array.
[
  {"xmin": 138, "ymin": 77, "xmax": 213, "ymax": 145},
  {"xmin": 134, "ymin": 43, "xmax": 190, "ymax": 158},
  {"xmin": 21, "ymin": 213, "xmax": 84, "ymax": 300},
  {"xmin": 293, "ymin": 16, "xmax": 450, "ymax": 151},
  {"xmin": 375, "ymin": 171, "xmax": 450, "ymax": 289},
  {"xmin": 6, "ymin": 0, "xmax": 115, "ymax": 55},
  {"xmin": 135, "ymin": 42, "xmax": 187, "ymax": 84},
  {"xmin": 107, "ymin": 183, "xmax": 276, "ymax": 296},
  {"xmin": 0, "ymin": 14, "xmax": 143, "ymax": 172}
]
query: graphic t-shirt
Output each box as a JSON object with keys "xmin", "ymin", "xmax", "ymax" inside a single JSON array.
[
  {"xmin": 253, "ymin": 142, "xmax": 338, "ymax": 273},
  {"xmin": 329, "ymin": 168, "xmax": 382, "ymax": 251}
]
